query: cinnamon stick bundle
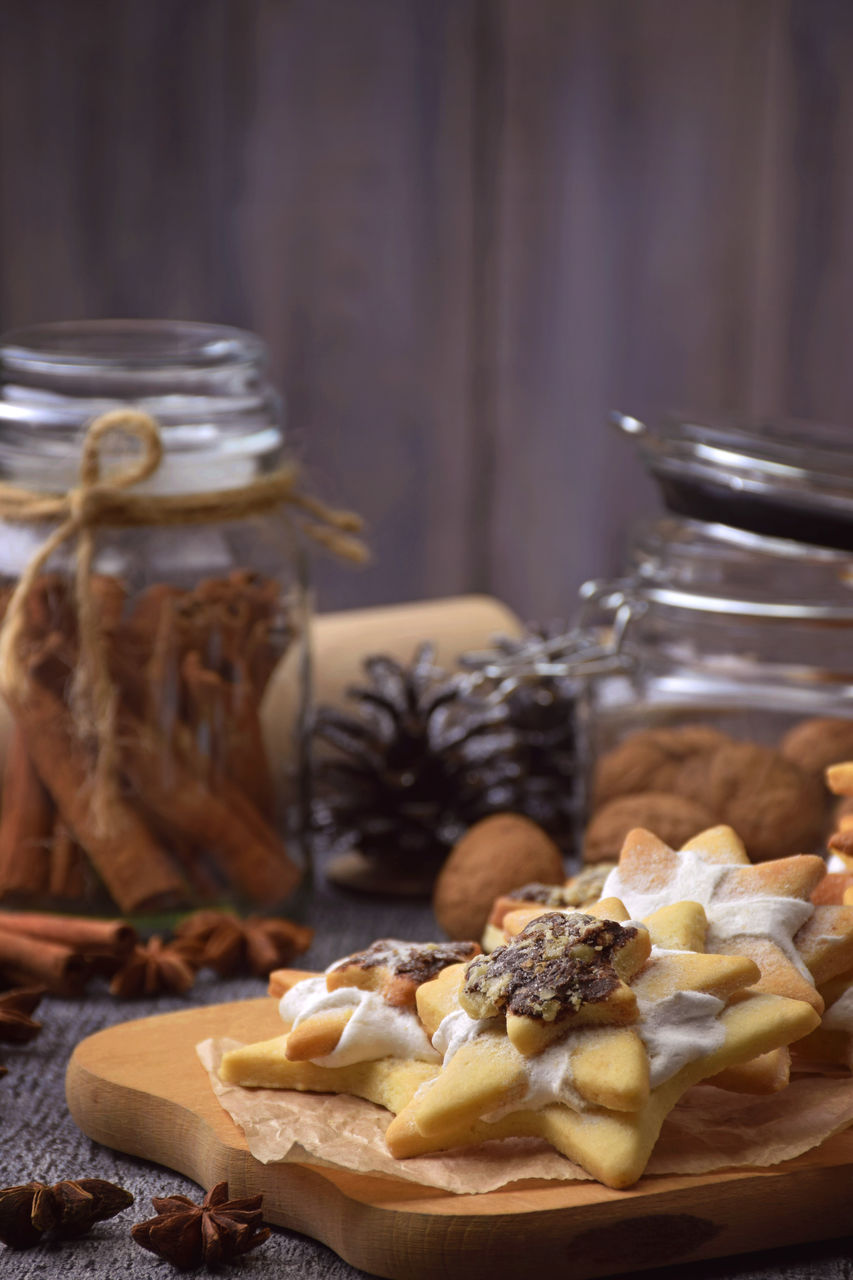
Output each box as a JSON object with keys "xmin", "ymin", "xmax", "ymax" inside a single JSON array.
[
  {"xmin": 0, "ymin": 909, "xmax": 141, "ymax": 993},
  {"xmin": 0, "ymin": 568, "xmax": 300, "ymax": 915}
]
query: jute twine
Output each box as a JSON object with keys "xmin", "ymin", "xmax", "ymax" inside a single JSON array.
[{"xmin": 0, "ymin": 408, "xmax": 368, "ymax": 826}]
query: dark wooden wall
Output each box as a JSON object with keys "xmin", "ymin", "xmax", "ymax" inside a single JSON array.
[{"xmin": 0, "ymin": 0, "xmax": 851, "ymax": 622}]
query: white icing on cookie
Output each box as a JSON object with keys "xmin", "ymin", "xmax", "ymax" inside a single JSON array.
[
  {"xmin": 602, "ymin": 846, "xmax": 814, "ymax": 978},
  {"xmin": 280, "ymin": 976, "xmax": 440, "ymax": 1067}
]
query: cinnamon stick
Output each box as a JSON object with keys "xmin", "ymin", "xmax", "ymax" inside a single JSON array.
[
  {"xmin": 0, "ymin": 927, "xmax": 88, "ymax": 995},
  {"xmin": 245, "ymin": 616, "xmax": 288, "ymax": 698},
  {"xmin": 224, "ymin": 680, "xmax": 276, "ymax": 818},
  {"xmin": 89, "ymin": 573, "xmax": 128, "ymax": 631},
  {"xmin": 0, "ymin": 727, "xmax": 54, "ymax": 898},
  {"xmin": 182, "ymin": 651, "xmax": 275, "ymax": 818},
  {"xmin": 0, "ymin": 911, "xmax": 137, "ymax": 956},
  {"xmin": 9, "ymin": 682, "xmax": 189, "ymax": 914},
  {"xmin": 181, "ymin": 650, "xmax": 226, "ymax": 779},
  {"xmin": 119, "ymin": 716, "xmax": 300, "ymax": 904},
  {"xmin": 47, "ymin": 820, "xmax": 88, "ymax": 900}
]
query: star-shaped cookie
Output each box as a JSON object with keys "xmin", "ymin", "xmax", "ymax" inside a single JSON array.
[
  {"xmin": 219, "ymin": 940, "xmax": 477, "ymax": 1109},
  {"xmin": 490, "ymin": 891, "xmax": 801, "ymax": 1094},
  {"xmin": 385, "ymin": 902, "xmax": 818, "ymax": 1187},
  {"xmin": 602, "ymin": 825, "xmax": 826, "ymax": 1012},
  {"xmin": 461, "ymin": 911, "xmax": 650, "ymax": 1055}
]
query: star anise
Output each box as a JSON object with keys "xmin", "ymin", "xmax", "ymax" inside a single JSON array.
[
  {"xmin": 0, "ymin": 987, "xmax": 45, "ymax": 1044},
  {"xmin": 109, "ymin": 936, "xmax": 201, "ymax": 999},
  {"xmin": 175, "ymin": 910, "xmax": 313, "ymax": 978},
  {"xmin": 131, "ymin": 1181, "xmax": 270, "ymax": 1270},
  {"xmin": 0, "ymin": 1178, "xmax": 133, "ymax": 1248}
]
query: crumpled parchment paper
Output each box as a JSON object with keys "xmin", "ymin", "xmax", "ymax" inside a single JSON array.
[{"xmin": 197, "ymin": 1038, "xmax": 853, "ymax": 1195}]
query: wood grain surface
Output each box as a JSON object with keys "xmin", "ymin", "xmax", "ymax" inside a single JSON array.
[
  {"xmin": 65, "ymin": 995, "xmax": 853, "ymax": 1280},
  {"xmin": 1, "ymin": 1, "xmax": 852, "ymax": 621}
]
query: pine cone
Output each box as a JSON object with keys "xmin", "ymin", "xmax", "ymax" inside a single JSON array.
[
  {"xmin": 311, "ymin": 644, "xmax": 523, "ymax": 876},
  {"xmin": 461, "ymin": 623, "xmax": 581, "ymax": 854}
]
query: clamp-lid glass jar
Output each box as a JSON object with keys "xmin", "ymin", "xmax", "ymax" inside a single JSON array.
[
  {"xmin": 576, "ymin": 515, "xmax": 853, "ymax": 867},
  {"xmin": 0, "ymin": 319, "xmax": 311, "ymax": 920},
  {"xmin": 613, "ymin": 410, "xmax": 853, "ymax": 551}
]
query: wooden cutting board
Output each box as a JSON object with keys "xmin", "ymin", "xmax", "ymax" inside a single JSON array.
[{"xmin": 65, "ymin": 997, "xmax": 853, "ymax": 1280}]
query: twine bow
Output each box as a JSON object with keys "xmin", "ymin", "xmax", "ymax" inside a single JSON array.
[{"xmin": 0, "ymin": 408, "xmax": 368, "ymax": 825}]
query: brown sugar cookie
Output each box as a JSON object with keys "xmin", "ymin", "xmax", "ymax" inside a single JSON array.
[
  {"xmin": 219, "ymin": 1038, "xmax": 439, "ymax": 1115},
  {"xmin": 285, "ymin": 1008, "xmax": 356, "ymax": 1061},
  {"xmin": 834, "ymin": 794, "xmax": 853, "ymax": 827},
  {"xmin": 812, "ymin": 871, "xmax": 853, "ymax": 906},
  {"xmin": 827, "ymin": 761, "xmax": 853, "ymax": 797},
  {"xmin": 385, "ymin": 902, "xmax": 818, "ymax": 1188},
  {"xmin": 795, "ymin": 905, "xmax": 853, "ymax": 986},
  {"xmin": 283, "ymin": 939, "xmax": 480, "ymax": 1062},
  {"xmin": 495, "ymin": 889, "xmax": 797, "ymax": 1097},
  {"xmin": 591, "ymin": 724, "xmax": 731, "ymax": 809},
  {"xmin": 604, "ymin": 826, "xmax": 826, "ymax": 1011},
  {"xmin": 781, "ymin": 717, "xmax": 853, "ymax": 780},
  {"xmin": 792, "ymin": 966, "xmax": 853, "ymax": 1073},
  {"xmin": 675, "ymin": 742, "xmax": 826, "ymax": 861}
]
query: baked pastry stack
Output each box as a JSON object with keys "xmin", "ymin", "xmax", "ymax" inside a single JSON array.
[{"xmin": 220, "ymin": 841, "xmax": 826, "ymax": 1187}]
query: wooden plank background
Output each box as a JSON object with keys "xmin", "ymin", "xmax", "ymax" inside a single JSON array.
[{"xmin": 0, "ymin": 0, "xmax": 849, "ymax": 623}]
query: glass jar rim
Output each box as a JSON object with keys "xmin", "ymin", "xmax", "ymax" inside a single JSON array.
[
  {"xmin": 634, "ymin": 515, "xmax": 853, "ymax": 567},
  {"xmin": 0, "ymin": 318, "xmax": 266, "ymax": 373},
  {"xmin": 613, "ymin": 409, "xmax": 853, "ymax": 485},
  {"xmin": 581, "ymin": 516, "xmax": 853, "ymax": 622}
]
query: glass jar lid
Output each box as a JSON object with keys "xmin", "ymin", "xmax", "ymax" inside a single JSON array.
[{"xmin": 613, "ymin": 411, "xmax": 853, "ymax": 551}]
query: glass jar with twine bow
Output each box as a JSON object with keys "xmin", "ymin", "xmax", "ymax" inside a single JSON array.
[{"xmin": 0, "ymin": 320, "xmax": 366, "ymax": 919}]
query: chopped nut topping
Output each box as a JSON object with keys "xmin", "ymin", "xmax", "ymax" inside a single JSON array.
[
  {"xmin": 461, "ymin": 911, "xmax": 639, "ymax": 1023},
  {"xmin": 511, "ymin": 883, "xmax": 583, "ymax": 908},
  {"xmin": 510, "ymin": 864, "xmax": 614, "ymax": 910},
  {"xmin": 328, "ymin": 939, "xmax": 478, "ymax": 987}
]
